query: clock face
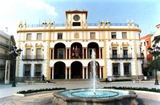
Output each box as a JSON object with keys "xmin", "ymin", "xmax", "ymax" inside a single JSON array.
[{"xmin": 73, "ymin": 15, "xmax": 80, "ymax": 21}]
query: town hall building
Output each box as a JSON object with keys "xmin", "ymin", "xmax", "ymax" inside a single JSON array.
[{"xmin": 16, "ymin": 10, "xmax": 143, "ymax": 81}]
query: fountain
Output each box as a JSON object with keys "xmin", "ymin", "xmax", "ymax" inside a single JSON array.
[{"xmin": 52, "ymin": 50, "xmax": 137, "ymax": 105}]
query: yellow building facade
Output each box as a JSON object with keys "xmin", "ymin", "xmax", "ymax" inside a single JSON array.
[{"xmin": 16, "ymin": 10, "xmax": 143, "ymax": 81}]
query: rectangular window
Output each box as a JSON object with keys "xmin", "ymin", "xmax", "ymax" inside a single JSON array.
[
  {"xmin": 112, "ymin": 47, "xmax": 117, "ymax": 58},
  {"xmin": 37, "ymin": 33, "xmax": 42, "ymax": 40},
  {"xmin": 90, "ymin": 32, "xmax": 95, "ymax": 39},
  {"xmin": 26, "ymin": 48, "xmax": 31, "ymax": 59},
  {"xmin": 58, "ymin": 33, "xmax": 62, "ymax": 39},
  {"xmin": 146, "ymin": 41, "xmax": 149, "ymax": 45},
  {"xmin": 111, "ymin": 32, "xmax": 116, "ymax": 39},
  {"xmin": 73, "ymin": 22, "xmax": 81, "ymax": 26},
  {"xmin": 122, "ymin": 32, "xmax": 127, "ymax": 38},
  {"xmin": 36, "ymin": 48, "xmax": 41, "ymax": 59},
  {"xmin": 113, "ymin": 64, "xmax": 119, "ymax": 75},
  {"xmin": 123, "ymin": 47, "xmax": 128, "ymax": 58},
  {"xmin": 35, "ymin": 64, "xmax": 41, "ymax": 76},
  {"xmin": 24, "ymin": 64, "xmax": 31, "ymax": 76},
  {"xmin": 124, "ymin": 65, "xmax": 129, "ymax": 75},
  {"xmin": 26, "ymin": 33, "xmax": 31, "ymax": 40},
  {"xmin": 58, "ymin": 49, "xmax": 64, "ymax": 59}
]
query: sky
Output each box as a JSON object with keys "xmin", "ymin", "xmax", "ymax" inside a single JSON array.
[{"xmin": 0, "ymin": 0, "xmax": 160, "ymax": 41}]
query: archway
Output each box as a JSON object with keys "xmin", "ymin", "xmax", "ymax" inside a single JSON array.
[
  {"xmin": 54, "ymin": 62, "xmax": 65, "ymax": 79},
  {"xmin": 88, "ymin": 61, "xmax": 100, "ymax": 78},
  {"xmin": 87, "ymin": 42, "xmax": 99, "ymax": 58},
  {"xmin": 71, "ymin": 61, "xmax": 82, "ymax": 79},
  {"xmin": 71, "ymin": 42, "xmax": 82, "ymax": 59},
  {"xmin": 54, "ymin": 43, "xmax": 66, "ymax": 59}
]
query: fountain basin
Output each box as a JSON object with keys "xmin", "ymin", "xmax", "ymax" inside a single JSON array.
[{"xmin": 52, "ymin": 88, "xmax": 137, "ymax": 105}]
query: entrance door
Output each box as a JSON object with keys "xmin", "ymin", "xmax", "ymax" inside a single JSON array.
[{"xmin": 71, "ymin": 62, "xmax": 82, "ymax": 79}]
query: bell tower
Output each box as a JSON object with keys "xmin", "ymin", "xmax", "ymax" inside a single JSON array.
[{"xmin": 66, "ymin": 9, "xmax": 88, "ymax": 27}]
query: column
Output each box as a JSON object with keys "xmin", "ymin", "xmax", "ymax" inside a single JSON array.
[
  {"xmin": 69, "ymin": 48, "xmax": 71, "ymax": 59},
  {"xmin": 52, "ymin": 48, "xmax": 54, "ymax": 59},
  {"xmin": 82, "ymin": 47, "xmax": 84, "ymax": 59},
  {"xmin": 86, "ymin": 48, "xmax": 88, "ymax": 59},
  {"xmin": 99, "ymin": 66, "xmax": 102, "ymax": 79},
  {"xmin": 86, "ymin": 67, "xmax": 88, "ymax": 79},
  {"xmin": 69, "ymin": 67, "xmax": 71, "ymax": 79},
  {"xmin": 83, "ymin": 67, "xmax": 84, "ymax": 79},
  {"xmin": 65, "ymin": 67, "xmax": 67, "ymax": 79},
  {"xmin": 120, "ymin": 62, "xmax": 124, "ymax": 76},
  {"xmin": 66, "ymin": 48, "xmax": 67, "ymax": 59},
  {"xmin": 99, "ymin": 48, "xmax": 101, "ymax": 59},
  {"xmin": 52, "ymin": 67, "xmax": 54, "ymax": 79}
]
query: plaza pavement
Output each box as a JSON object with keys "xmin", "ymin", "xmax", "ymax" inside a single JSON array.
[{"xmin": 0, "ymin": 80, "xmax": 160, "ymax": 105}]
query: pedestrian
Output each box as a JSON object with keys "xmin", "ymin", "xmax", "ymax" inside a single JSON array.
[{"xmin": 42, "ymin": 74, "xmax": 45, "ymax": 82}]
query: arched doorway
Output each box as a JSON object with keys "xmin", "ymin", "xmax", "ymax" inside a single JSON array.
[
  {"xmin": 54, "ymin": 43, "xmax": 66, "ymax": 59},
  {"xmin": 71, "ymin": 42, "xmax": 82, "ymax": 59},
  {"xmin": 88, "ymin": 61, "xmax": 100, "ymax": 78},
  {"xmin": 54, "ymin": 62, "xmax": 65, "ymax": 79},
  {"xmin": 87, "ymin": 42, "xmax": 99, "ymax": 58},
  {"xmin": 71, "ymin": 61, "xmax": 82, "ymax": 79}
]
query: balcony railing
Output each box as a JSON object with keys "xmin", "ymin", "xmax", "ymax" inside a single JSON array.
[
  {"xmin": 0, "ymin": 42, "xmax": 9, "ymax": 48},
  {"xmin": 22, "ymin": 55, "xmax": 44, "ymax": 61},
  {"xmin": 110, "ymin": 54, "xmax": 132, "ymax": 59},
  {"xmin": 21, "ymin": 22, "xmax": 139, "ymax": 28}
]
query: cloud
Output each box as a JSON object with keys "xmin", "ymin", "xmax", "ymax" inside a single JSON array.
[
  {"xmin": 0, "ymin": 0, "xmax": 57, "ymax": 36},
  {"xmin": 24, "ymin": 0, "xmax": 58, "ymax": 16}
]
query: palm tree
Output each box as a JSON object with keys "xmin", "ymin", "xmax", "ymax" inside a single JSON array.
[
  {"xmin": 147, "ymin": 56, "xmax": 160, "ymax": 71},
  {"xmin": 152, "ymin": 35, "xmax": 160, "ymax": 44}
]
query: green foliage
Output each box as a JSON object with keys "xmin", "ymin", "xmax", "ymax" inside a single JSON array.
[
  {"xmin": 17, "ymin": 87, "xmax": 66, "ymax": 94},
  {"xmin": 147, "ymin": 56, "xmax": 160, "ymax": 71},
  {"xmin": 152, "ymin": 35, "xmax": 160, "ymax": 44},
  {"xmin": 104, "ymin": 86, "xmax": 160, "ymax": 93}
]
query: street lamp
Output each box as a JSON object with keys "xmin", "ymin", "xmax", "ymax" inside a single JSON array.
[
  {"xmin": 148, "ymin": 44, "xmax": 160, "ymax": 85},
  {"xmin": 9, "ymin": 46, "xmax": 22, "ymax": 87}
]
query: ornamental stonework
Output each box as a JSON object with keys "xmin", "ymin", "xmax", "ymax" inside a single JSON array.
[
  {"xmin": 122, "ymin": 42, "xmax": 129, "ymax": 46},
  {"xmin": 74, "ymin": 33, "xmax": 79, "ymax": 38},
  {"xmin": 111, "ymin": 42, "xmax": 119, "ymax": 47}
]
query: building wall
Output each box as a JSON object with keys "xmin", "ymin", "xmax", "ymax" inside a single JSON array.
[
  {"xmin": 16, "ymin": 10, "xmax": 143, "ymax": 81},
  {"xmin": 0, "ymin": 31, "xmax": 10, "ymax": 82}
]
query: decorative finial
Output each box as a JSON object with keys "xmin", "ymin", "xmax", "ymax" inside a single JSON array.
[
  {"xmin": 24, "ymin": 21, "xmax": 26, "ymax": 25},
  {"xmin": 132, "ymin": 19, "xmax": 134, "ymax": 23}
]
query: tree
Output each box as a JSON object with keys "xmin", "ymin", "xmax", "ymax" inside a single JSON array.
[
  {"xmin": 147, "ymin": 56, "xmax": 160, "ymax": 71},
  {"xmin": 146, "ymin": 35, "xmax": 160, "ymax": 72},
  {"xmin": 152, "ymin": 35, "xmax": 160, "ymax": 44}
]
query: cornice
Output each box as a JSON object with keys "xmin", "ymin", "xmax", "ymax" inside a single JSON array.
[
  {"xmin": 17, "ymin": 28, "xmax": 141, "ymax": 33},
  {"xmin": 111, "ymin": 42, "xmax": 119, "ymax": 47},
  {"xmin": 122, "ymin": 42, "xmax": 129, "ymax": 46},
  {"xmin": 35, "ymin": 43, "xmax": 43, "ymax": 47},
  {"xmin": 25, "ymin": 43, "xmax": 32, "ymax": 47}
]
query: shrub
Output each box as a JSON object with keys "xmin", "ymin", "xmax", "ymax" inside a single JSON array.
[
  {"xmin": 104, "ymin": 86, "xmax": 160, "ymax": 93},
  {"xmin": 17, "ymin": 87, "xmax": 66, "ymax": 94}
]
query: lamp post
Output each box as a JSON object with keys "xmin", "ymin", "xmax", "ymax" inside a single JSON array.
[
  {"xmin": 9, "ymin": 46, "xmax": 22, "ymax": 87},
  {"xmin": 148, "ymin": 44, "xmax": 160, "ymax": 85}
]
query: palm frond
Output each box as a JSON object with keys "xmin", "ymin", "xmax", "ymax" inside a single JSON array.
[{"xmin": 152, "ymin": 35, "xmax": 160, "ymax": 44}]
